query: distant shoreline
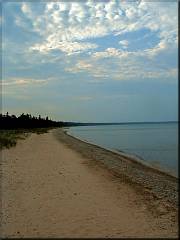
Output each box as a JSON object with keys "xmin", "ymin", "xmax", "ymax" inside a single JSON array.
[{"xmin": 64, "ymin": 120, "xmax": 178, "ymax": 127}]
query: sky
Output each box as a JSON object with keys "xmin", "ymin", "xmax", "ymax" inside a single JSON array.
[{"xmin": 1, "ymin": 0, "xmax": 178, "ymax": 122}]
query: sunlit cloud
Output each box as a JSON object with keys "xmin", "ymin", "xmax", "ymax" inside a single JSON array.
[
  {"xmin": 3, "ymin": 0, "xmax": 176, "ymax": 84},
  {"xmin": 66, "ymin": 57, "xmax": 178, "ymax": 82},
  {"xmin": 2, "ymin": 78, "xmax": 48, "ymax": 86},
  {"xmin": 17, "ymin": 1, "xmax": 177, "ymax": 57},
  {"xmin": 2, "ymin": 1, "xmax": 178, "ymax": 121},
  {"xmin": 119, "ymin": 40, "xmax": 129, "ymax": 49},
  {"xmin": 30, "ymin": 41, "xmax": 98, "ymax": 55}
]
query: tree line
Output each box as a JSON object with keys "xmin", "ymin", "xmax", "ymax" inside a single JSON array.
[{"xmin": 0, "ymin": 112, "xmax": 66, "ymax": 129}]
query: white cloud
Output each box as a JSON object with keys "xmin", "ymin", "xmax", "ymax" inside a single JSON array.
[
  {"xmin": 66, "ymin": 60, "xmax": 109, "ymax": 79},
  {"xmin": 11, "ymin": 1, "xmax": 177, "ymax": 82},
  {"xmin": 2, "ymin": 78, "xmax": 48, "ymax": 86},
  {"xmin": 92, "ymin": 35, "xmax": 176, "ymax": 60},
  {"xmin": 65, "ymin": 56, "xmax": 178, "ymax": 82},
  {"xmin": 21, "ymin": 3, "xmax": 32, "ymax": 16},
  {"xmin": 70, "ymin": 61, "xmax": 93, "ymax": 71},
  {"xmin": 92, "ymin": 48, "xmax": 130, "ymax": 59},
  {"xmin": 30, "ymin": 41, "xmax": 98, "ymax": 55},
  {"xmin": 18, "ymin": 1, "xmax": 177, "ymax": 56},
  {"xmin": 119, "ymin": 40, "xmax": 129, "ymax": 49}
]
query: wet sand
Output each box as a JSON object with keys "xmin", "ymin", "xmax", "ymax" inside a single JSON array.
[{"xmin": 0, "ymin": 129, "xmax": 178, "ymax": 238}]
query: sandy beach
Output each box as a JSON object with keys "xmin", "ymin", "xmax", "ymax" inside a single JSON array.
[{"xmin": 0, "ymin": 129, "xmax": 178, "ymax": 238}]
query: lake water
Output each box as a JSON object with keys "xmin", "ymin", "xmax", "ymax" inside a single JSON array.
[{"xmin": 68, "ymin": 122, "xmax": 178, "ymax": 177}]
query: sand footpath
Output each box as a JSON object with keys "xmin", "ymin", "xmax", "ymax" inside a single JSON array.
[{"xmin": 1, "ymin": 129, "xmax": 178, "ymax": 238}]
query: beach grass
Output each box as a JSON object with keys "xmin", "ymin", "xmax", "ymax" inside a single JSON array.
[{"xmin": 0, "ymin": 128, "xmax": 53, "ymax": 150}]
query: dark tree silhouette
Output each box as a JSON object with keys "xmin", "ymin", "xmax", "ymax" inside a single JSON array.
[{"xmin": 0, "ymin": 113, "xmax": 64, "ymax": 129}]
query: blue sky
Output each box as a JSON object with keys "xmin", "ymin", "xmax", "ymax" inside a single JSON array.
[{"xmin": 1, "ymin": 0, "xmax": 178, "ymax": 122}]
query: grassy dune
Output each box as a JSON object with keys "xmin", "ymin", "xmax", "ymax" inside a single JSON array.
[{"xmin": 0, "ymin": 128, "xmax": 53, "ymax": 149}]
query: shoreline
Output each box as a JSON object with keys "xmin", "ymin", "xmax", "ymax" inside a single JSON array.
[
  {"xmin": 1, "ymin": 129, "xmax": 178, "ymax": 237},
  {"xmin": 65, "ymin": 128, "xmax": 177, "ymax": 179},
  {"xmin": 54, "ymin": 128, "xmax": 178, "ymax": 208}
]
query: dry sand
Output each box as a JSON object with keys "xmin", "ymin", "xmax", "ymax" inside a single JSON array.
[{"xmin": 0, "ymin": 129, "xmax": 178, "ymax": 238}]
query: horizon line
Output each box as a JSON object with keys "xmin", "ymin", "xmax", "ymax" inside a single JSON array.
[{"xmin": 65, "ymin": 120, "xmax": 178, "ymax": 125}]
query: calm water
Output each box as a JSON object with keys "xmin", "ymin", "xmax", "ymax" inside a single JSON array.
[{"xmin": 68, "ymin": 123, "xmax": 178, "ymax": 177}]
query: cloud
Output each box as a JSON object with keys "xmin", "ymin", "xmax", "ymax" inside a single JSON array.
[
  {"xmin": 92, "ymin": 35, "xmax": 176, "ymax": 60},
  {"xmin": 30, "ymin": 41, "xmax": 98, "ymax": 55},
  {"xmin": 65, "ymin": 56, "xmax": 178, "ymax": 82},
  {"xmin": 65, "ymin": 60, "xmax": 93, "ymax": 72},
  {"xmin": 66, "ymin": 60, "xmax": 109, "ymax": 79},
  {"xmin": 2, "ymin": 78, "xmax": 48, "ymax": 86},
  {"xmin": 3, "ymin": 1, "xmax": 178, "ymax": 84},
  {"xmin": 119, "ymin": 40, "xmax": 129, "ymax": 49},
  {"xmin": 21, "ymin": 2, "xmax": 32, "ymax": 16},
  {"xmin": 92, "ymin": 48, "xmax": 128, "ymax": 59},
  {"xmin": 17, "ymin": 1, "xmax": 177, "ymax": 56}
]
